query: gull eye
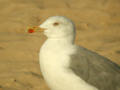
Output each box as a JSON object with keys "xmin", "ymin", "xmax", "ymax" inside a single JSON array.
[{"xmin": 53, "ymin": 22, "xmax": 59, "ymax": 26}]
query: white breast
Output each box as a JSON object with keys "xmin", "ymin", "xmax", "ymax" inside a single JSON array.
[{"xmin": 39, "ymin": 39, "xmax": 98, "ymax": 90}]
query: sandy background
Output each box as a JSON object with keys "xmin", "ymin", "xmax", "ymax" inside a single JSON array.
[{"xmin": 0, "ymin": 0, "xmax": 120, "ymax": 90}]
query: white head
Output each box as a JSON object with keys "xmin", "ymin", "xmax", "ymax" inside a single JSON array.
[{"xmin": 39, "ymin": 16, "xmax": 76, "ymax": 43}]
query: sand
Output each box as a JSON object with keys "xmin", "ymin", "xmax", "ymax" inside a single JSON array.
[{"xmin": 0, "ymin": 0, "xmax": 120, "ymax": 90}]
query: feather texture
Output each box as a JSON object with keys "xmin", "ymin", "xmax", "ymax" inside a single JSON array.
[{"xmin": 70, "ymin": 46, "xmax": 120, "ymax": 90}]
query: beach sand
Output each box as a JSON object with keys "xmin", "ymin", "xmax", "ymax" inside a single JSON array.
[{"xmin": 0, "ymin": 0, "xmax": 120, "ymax": 90}]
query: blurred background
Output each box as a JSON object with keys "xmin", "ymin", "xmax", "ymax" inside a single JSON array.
[{"xmin": 0, "ymin": 0, "xmax": 120, "ymax": 90}]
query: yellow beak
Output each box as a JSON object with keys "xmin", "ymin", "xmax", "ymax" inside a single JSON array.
[{"xmin": 27, "ymin": 26, "xmax": 46, "ymax": 33}]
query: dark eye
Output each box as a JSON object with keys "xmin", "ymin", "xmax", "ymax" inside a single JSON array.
[{"xmin": 53, "ymin": 22, "xmax": 59, "ymax": 26}]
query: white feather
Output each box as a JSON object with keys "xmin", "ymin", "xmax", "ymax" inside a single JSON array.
[{"xmin": 39, "ymin": 16, "xmax": 98, "ymax": 90}]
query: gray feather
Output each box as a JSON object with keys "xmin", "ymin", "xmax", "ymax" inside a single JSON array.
[{"xmin": 69, "ymin": 46, "xmax": 120, "ymax": 90}]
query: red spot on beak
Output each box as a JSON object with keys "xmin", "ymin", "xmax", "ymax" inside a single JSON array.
[{"xmin": 28, "ymin": 29, "xmax": 35, "ymax": 33}]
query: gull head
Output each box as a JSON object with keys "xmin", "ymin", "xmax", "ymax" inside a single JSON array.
[{"xmin": 39, "ymin": 16, "xmax": 76, "ymax": 39}]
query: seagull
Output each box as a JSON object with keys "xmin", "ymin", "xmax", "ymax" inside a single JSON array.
[{"xmin": 31, "ymin": 16, "xmax": 120, "ymax": 90}]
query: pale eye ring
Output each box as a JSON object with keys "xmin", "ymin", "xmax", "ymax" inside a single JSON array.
[{"xmin": 53, "ymin": 22, "xmax": 59, "ymax": 26}]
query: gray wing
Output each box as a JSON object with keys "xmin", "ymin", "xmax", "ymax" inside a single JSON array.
[{"xmin": 69, "ymin": 46, "xmax": 120, "ymax": 90}]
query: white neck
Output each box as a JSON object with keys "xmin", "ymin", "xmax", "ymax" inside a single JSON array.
[
  {"xmin": 46, "ymin": 34, "xmax": 75, "ymax": 46},
  {"xmin": 39, "ymin": 35, "xmax": 98, "ymax": 90}
]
